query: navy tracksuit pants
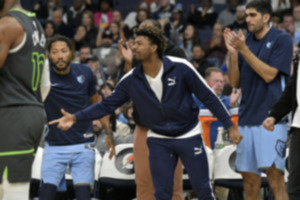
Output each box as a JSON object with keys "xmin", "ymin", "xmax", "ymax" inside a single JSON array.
[{"xmin": 147, "ymin": 134, "xmax": 215, "ymax": 200}]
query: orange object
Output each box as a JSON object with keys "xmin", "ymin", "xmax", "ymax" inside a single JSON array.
[
  {"xmin": 198, "ymin": 115, "xmax": 239, "ymax": 148},
  {"xmin": 198, "ymin": 116, "xmax": 218, "ymax": 148}
]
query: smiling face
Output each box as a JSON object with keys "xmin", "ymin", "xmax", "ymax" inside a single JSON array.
[{"xmin": 49, "ymin": 41, "xmax": 72, "ymax": 74}]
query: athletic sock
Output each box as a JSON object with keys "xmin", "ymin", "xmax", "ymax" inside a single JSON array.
[
  {"xmin": 75, "ymin": 185, "xmax": 91, "ymax": 200},
  {"xmin": 39, "ymin": 183, "xmax": 57, "ymax": 200}
]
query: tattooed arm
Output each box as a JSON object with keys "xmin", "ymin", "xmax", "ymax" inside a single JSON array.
[{"xmin": 0, "ymin": 16, "xmax": 24, "ymax": 68}]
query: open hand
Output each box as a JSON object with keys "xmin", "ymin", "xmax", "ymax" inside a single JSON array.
[
  {"xmin": 48, "ymin": 109, "xmax": 76, "ymax": 131},
  {"xmin": 118, "ymin": 38, "xmax": 133, "ymax": 64}
]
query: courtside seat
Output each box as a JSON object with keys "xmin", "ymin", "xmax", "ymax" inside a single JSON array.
[{"xmin": 98, "ymin": 143, "xmax": 136, "ymax": 189}]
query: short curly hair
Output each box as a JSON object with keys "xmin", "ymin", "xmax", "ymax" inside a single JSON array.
[{"xmin": 135, "ymin": 25, "xmax": 167, "ymax": 58}]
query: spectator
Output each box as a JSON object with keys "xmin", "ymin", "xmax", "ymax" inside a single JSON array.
[
  {"xmin": 99, "ymin": 82, "xmax": 117, "ymax": 131},
  {"xmin": 188, "ymin": 0, "xmax": 218, "ymax": 30},
  {"xmin": 39, "ymin": 35, "xmax": 103, "ymax": 200},
  {"xmin": 224, "ymin": 1, "xmax": 293, "ymax": 199},
  {"xmin": 152, "ymin": 0, "xmax": 175, "ymax": 28},
  {"xmin": 124, "ymin": 1, "xmax": 150, "ymax": 29},
  {"xmin": 191, "ymin": 44, "xmax": 215, "ymax": 77},
  {"xmin": 85, "ymin": 55, "xmax": 106, "ymax": 89},
  {"xmin": 271, "ymin": 15, "xmax": 284, "ymax": 30},
  {"xmin": 78, "ymin": 45, "xmax": 92, "ymax": 64},
  {"xmin": 227, "ymin": 5, "xmax": 248, "ymax": 35},
  {"xmin": 64, "ymin": 0, "xmax": 87, "ymax": 32},
  {"xmin": 216, "ymin": 0, "xmax": 240, "ymax": 27},
  {"xmin": 293, "ymin": 4, "xmax": 300, "ymax": 32},
  {"xmin": 44, "ymin": 21, "xmax": 58, "ymax": 42},
  {"xmin": 94, "ymin": 0, "xmax": 113, "ymax": 29},
  {"xmin": 204, "ymin": 23, "xmax": 227, "ymax": 66},
  {"xmin": 112, "ymin": 10, "xmax": 130, "ymax": 39},
  {"xmin": 179, "ymin": 24, "xmax": 201, "ymax": 61},
  {"xmin": 193, "ymin": 67, "xmax": 241, "ymax": 148},
  {"xmin": 93, "ymin": 29, "xmax": 119, "ymax": 72},
  {"xmin": 51, "ymin": 8, "xmax": 73, "ymax": 38},
  {"xmin": 283, "ymin": 13, "xmax": 300, "ymax": 44},
  {"xmin": 81, "ymin": 10, "xmax": 98, "ymax": 48},
  {"xmin": 164, "ymin": 3, "xmax": 186, "ymax": 47},
  {"xmin": 109, "ymin": 21, "xmax": 124, "ymax": 47},
  {"xmin": 129, "ymin": 8, "xmax": 151, "ymax": 37},
  {"xmin": 34, "ymin": 0, "xmax": 65, "ymax": 20},
  {"xmin": 73, "ymin": 25, "xmax": 89, "ymax": 51},
  {"xmin": 116, "ymin": 101, "xmax": 136, "ymax": 137}
]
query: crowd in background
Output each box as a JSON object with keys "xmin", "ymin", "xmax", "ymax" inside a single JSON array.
[
  {"xmin": 26, "ymin": 0, "xmax": 300, "ymax": 91},
  {"xmin": 23, "ymin": 0, "xmax": 300, "ymax": 199}
]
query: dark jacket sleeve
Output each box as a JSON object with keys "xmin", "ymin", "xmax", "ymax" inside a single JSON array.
[{"xmin": 268, "ymin": 68, "xmax": 296, "ymax": 123}]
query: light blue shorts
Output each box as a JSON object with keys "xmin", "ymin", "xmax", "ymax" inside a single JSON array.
[
  {"xmin": 41, "ymin": 143, "xmax": 95, "ymax": 187},
  {"xmin": 236, "ymin": 124, "xmax": 287, "ymax": 175}
]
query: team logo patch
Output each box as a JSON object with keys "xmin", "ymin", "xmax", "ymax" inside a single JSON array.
[
  {"xmin": 77, "ymin": 75, "xmax": 85, "ymax": 84},
  {"xmin": 114, "ymin": 148, "xmax": 135, "ymax": 175},
  {"xmin": 266, "ymin": 42, "xmax": 272, "ymax": 49},
  {"xmin": 275, "ymin": 140, "xmax": 286, "ymax": 158}
]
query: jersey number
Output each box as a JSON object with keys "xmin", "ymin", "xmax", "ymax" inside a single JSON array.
[{"xmin": 31, "ymin": 52, "xmax": 45, "ymax": 91}]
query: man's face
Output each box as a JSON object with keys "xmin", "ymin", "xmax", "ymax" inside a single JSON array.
[
  {"xmin": 293, "ymin": 6, "xmax": 300, "ymax": 21},
  {"xmin": 102, "ymin": 37, "xmax": 113, "ymax": 47},
  {"xmin": 206, "ymin": 71, "xmax": 224, "ymax": 96},
  {"xmin": 132, "ymin": 36, "xmax": 154, "ymax": 61},
  {"xmin": 79, "ymin": 47, "xmax": 91, "ymax": 63},
  {"xmin": 236, "ymin": 7, "xmax": 245, "ymax": 21},
  {"xmin": 283, "ymin": 16, "xmax": 294, "ymax": 33},
  {"xmin": 49, "ymin": 41, "xmax": 72, "ymax": 72},
  {"xmin": 92, "ymin": 120, "xmax": 102, "ymax": 133},
  {"xmin": 246, "ymin": 8, "xmax": 266, "ymax": 33}
]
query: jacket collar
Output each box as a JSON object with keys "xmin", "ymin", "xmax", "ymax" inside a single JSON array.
[{"xmin": 133, "ymin": 56, "xmax": 176, "ymax": 79}]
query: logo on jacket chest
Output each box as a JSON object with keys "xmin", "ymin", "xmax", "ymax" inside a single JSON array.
[{"xmin": 167, "ymin": 77, "xmax": 176, "ymax": 86}]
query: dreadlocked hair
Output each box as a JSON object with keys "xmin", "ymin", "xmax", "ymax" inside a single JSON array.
[{"xmin": 135, "ymin": 25, "xmax": 167, "ymax": 58}]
